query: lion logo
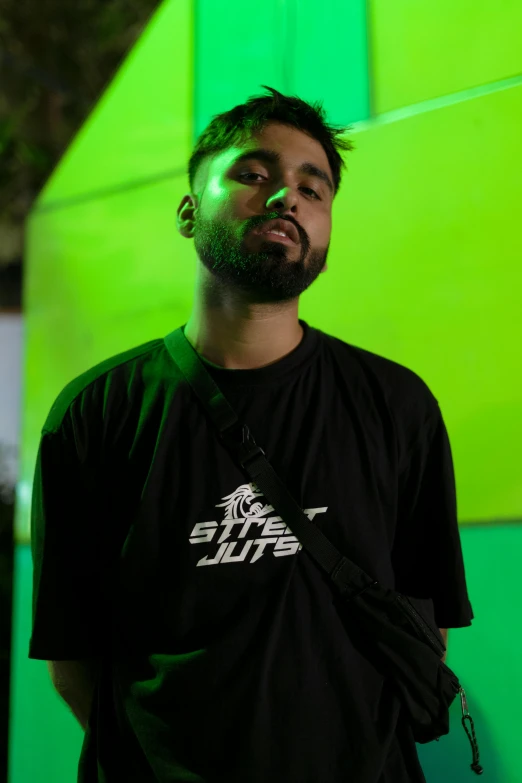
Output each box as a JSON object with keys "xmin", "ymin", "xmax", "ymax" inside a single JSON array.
[{"xmin": 215, "ymin": 482, "xmax": 274, "ymax": 520}]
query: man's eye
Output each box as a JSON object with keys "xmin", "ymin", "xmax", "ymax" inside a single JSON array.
[{"xmin": 240, "ymin": 173, "xmax": 320, "ymax": 199}]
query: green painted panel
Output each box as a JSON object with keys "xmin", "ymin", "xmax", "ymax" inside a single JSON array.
[
  {"xmin": 369, "ymin": 0, "xmax": 522, "ymax": 113},
  {"xmin": 292, "ymin": 0, "xmax": 369, "ymax": 128},
  {"xmin": 415, "ymin": 523, "xmax": 519, "ymax": 782},
  {"xmin": 297, "ymin": 83, "xmax": 522, "ymax": 525},
  {"xmin": 9, "ymin": 546, "xmax": 84, "ymax": 783},
  {"xmin": 195, "ymin": 0, "xmax": 369, "ymax": 141},
  {"xmin": 34, "ymin": 0, "xmax": 193, "ymax": 210}
]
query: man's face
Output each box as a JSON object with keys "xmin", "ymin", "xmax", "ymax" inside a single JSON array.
[{"xmin": 177, "ymin": 122, "xmax": 334, "ymax": 304}]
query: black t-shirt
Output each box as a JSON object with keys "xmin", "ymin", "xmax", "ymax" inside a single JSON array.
[{"xmin": 29, "ymin": 319, "xmax": 473, "ymax": 783}]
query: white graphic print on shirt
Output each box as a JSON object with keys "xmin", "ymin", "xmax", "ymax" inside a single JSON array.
[{"xmin": 189, "ymin": 481, "xmax": 327, "ymax": 567}]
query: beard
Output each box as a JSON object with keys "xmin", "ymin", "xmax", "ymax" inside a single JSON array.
[{"xmin": 192, "ymin": 214, "xmax": 329, "ymax": 304}]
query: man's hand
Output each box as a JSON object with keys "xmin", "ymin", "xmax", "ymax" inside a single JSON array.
[{"xmin": 47, "ymin": 659, "xmax": 101, "ymax": 730}]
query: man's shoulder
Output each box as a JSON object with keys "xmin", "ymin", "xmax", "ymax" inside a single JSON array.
[
  {"xmin": 42, "ymin": 337, "xmax": 165, "ymax": 434},
  {"xmin": 324, "ymin": 331, "xmax": 438, "ymax": 413}
]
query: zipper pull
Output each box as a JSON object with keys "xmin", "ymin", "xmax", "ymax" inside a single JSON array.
[
  {"xmin": 459, "ymin": 687, "xmax": 484, "ymax": 775},
  {"xmin": 460, "ymin": 687, "xmax": 469, "ymax": 717}
]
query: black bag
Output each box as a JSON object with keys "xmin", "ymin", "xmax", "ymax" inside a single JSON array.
[{"xmin": 164, "ymin": 326, "xmax": 483, "ymax": 776}]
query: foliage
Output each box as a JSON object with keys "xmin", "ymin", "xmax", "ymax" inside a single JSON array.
[{"xmin": 0, "ymin": 0, "xmax": 158, "ymax": 268}]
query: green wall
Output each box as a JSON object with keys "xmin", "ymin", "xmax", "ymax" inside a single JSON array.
[{"xmin": 9, "ymin": 0, "xmax": 522, "ymax": 780}]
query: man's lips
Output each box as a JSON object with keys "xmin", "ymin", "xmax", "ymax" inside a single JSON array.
[
  {"xmin": 252, "ymin": 231, "xmax": 297, "ymax": 246},
  {"xmin": 251, "ymin": 219, "xmax": 300, "ymax": 244}
]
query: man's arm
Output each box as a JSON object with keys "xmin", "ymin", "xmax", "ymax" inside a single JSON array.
[
  {"xmin": 47, "ymin": 659, "xmax": 101, "ymax": 731},
  {"xmin": 439, "ymin": 629, "xmax": 448, "ymax": 662}
]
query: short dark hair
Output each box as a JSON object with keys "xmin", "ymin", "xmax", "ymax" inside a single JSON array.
[{"xmin": 188, "ymin": 85, "xmax": 355, "ymax": 199}]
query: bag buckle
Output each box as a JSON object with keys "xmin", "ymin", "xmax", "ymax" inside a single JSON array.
[{"xmin": 220, "ymin": 423, "xmax": 265, "ymax": 468}]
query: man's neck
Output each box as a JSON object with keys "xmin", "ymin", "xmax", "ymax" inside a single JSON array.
[{"xmin": 183, "ymin": 316, "xmax": 304, "ymax": 370}]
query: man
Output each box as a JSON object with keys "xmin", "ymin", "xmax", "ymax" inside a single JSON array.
[{"xmin": 29, "ymin": 86, "xmax": 472, "ymax": 782}]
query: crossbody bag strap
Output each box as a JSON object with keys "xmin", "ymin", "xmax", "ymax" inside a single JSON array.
[{"xmin": 164, "ymin": 326, "xmax": 377, "ymax": 601}]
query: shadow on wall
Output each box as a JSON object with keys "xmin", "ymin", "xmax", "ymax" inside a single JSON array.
[{"xmin": 417, "ymin": 693, "xmax": 504, "ymax": 782}]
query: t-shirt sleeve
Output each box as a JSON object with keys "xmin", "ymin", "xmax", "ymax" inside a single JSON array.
[
  {"xmin": 29, "ymin": 416, "xmax": 112, "ymax": 660},
  {"xmin": 392, "ymin": 403, "xmax": 474, "ymax": 629}
]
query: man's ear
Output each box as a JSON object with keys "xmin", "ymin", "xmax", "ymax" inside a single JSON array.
[{"xmin": 176, "ymin": 195, "xmax": 198, "ymax": 238}]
